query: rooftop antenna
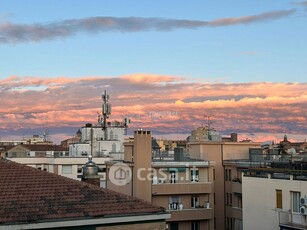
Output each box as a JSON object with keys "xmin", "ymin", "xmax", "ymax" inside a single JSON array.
[
  {"xmin": 102, "ymin": 90, "xmax": 111, "ymax": 140},
  {"xmin": 97, "ymin": 112, "xmax": 102, "ymax": 126},
  {"xmin": 123, "ymin": 117, "xmax": 131, "ymax": 135},
  {"xmin": 204, "ymin": 114, "xmax": 212, "ymax": 141},
  {"xmin": 204, "ymin": 114, "xmax": 212, "ymax": 130},
  {"xmin": 43, "ymin": 123, "xmax": 49, "ymax": 142}
]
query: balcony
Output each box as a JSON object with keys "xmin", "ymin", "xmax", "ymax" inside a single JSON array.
[
  {"xmin": 226, "ymin": 206, "xmax": 243, "ymax": 220},
  {"xmin": 152, "ymin": 182, "xmax": 213, "ymax": 195},
  {"xmin": 232, "ymin": 182, "xmax": 242, "ymax": 194},
  {"xmin": 279, "ymin": 211, "xmax": 307, "ymax": 230},
  {"xmin": 168, "ymin": 208, "xmax": 213, "ymax": 222}
]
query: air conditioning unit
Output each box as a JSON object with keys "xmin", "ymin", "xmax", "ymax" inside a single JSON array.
[
  {"xmin": 300, "ymin": 197, "xmax": 307, "ymax": 206},
  {"xmin": 300, "ymin": 206, "xmax": 307, "ymax": 215}
]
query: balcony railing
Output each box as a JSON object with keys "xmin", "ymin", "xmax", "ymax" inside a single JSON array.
[
  {"xmin": 152, "ymin": 182, "xmax": 213, "ymax": 195},
  {"xmin": 278, "ymin": 210, "xmax": 307, "ymax": 229},
  {"xmin": 168, "ymin": 207, "xmax": 213, "ymax": 221},
  {"xmin": 232, "ymin": 181, "xmax": 242, "ymax": 194}
]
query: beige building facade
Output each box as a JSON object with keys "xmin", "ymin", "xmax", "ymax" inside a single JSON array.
[
  {"xmin": 106, "ymin": 130, "xmax": 216, "ymax": 230},
  {"xmin": 188, "ymin": 141, "xmax": 260, "ymax": 230},
  {"xmin": 243, "ymin": 169, "xmax": 307, "ymax": 230},
  {"xmin": 7, "ymin": 156, "xmax": 109, "ymax": 182}
]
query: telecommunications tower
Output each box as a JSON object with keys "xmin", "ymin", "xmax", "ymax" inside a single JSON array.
[{"xmin": 101, "ymin": 90, "xmax": 111, "ymax": 140}]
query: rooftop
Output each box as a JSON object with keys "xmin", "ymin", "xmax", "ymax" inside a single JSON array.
[
  {"xmin": 15, "ymin": 144, "xmax": 68, "ymax": 151},
  {"xmin": 0, "ymin": 158, "xmax": 165, "ymax": 226}
]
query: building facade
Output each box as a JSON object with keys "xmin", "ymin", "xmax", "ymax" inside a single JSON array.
[
  {"xmin": 106, "ymin": 130, "xmax": 215, "ymax": 230},
  {"xmin": 243, "ymin": 165, "xmax": 307, "ymax": 230},
  {"xmin": 187, "ymin": 127, "xmax": 260, "ymax": 230}
]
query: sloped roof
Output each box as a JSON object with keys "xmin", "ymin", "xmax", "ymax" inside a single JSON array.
[
  {"xmin": 0, "ymin": 158, "xmax": 165, "ymax": 225},
  {"xmin": 0, "ymin": 145, "xmax": 15, "ymax": 152}
]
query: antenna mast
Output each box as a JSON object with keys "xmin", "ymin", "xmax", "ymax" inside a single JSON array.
[
  {"xmin": 43, "ymin": 123, "xmax": 49, "ymax": 142},
  {"xmin": 102, "ymin": 90, "xmax": 111, "ymax": 140},
  {"xmin": 204, "ymin": 114, "xmax": 212, "ymax": 130},
  {"xmin": 204, "ymin": 114, "xmax": 212, "ymax": 141}
]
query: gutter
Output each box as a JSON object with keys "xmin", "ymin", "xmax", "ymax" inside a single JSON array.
[{"xmin": 0, "ymin": 213, "xmax": 171, "ymax": 230}]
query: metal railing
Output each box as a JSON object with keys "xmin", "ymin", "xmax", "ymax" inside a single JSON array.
[{"xmin": 278, "ymin": 210, "xmax": 307, "ymax": 229}]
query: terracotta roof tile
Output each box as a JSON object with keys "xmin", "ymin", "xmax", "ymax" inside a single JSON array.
[{"xmin": 0, "ymin": 158, "xmax": 165, "ymax": 225}]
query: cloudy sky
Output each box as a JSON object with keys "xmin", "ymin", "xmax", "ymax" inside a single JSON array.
[{"xmin": 0, "ymin": 0, "xmax": 306, "ymax": 143}]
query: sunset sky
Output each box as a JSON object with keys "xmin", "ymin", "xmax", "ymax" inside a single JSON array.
[{"xmin": 1, "ymin": 1, "xmax": 306, "ymax": 143}]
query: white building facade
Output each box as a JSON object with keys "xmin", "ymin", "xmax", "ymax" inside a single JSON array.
[
  {"xmin": 69, "ymin": 123, "xmax": 126, "ymax": 160},
  {"xmin": 243, "ymin": 171, "xmax": 307, "ymax": 230}
]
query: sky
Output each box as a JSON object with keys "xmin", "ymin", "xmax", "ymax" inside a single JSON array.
[{"xmin": 0, "ymin": 0, "xmax": 306, "ymax": 143}]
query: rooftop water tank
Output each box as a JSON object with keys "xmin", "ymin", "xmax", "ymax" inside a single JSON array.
[{"xmin": 82, "ymin": 156, "xmax": 99, "ymax": 176}]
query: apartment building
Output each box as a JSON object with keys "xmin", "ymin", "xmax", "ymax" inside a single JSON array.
[
  {"xmin": 187, "ymin": 127, "xmax": 260, "ymax": 230},
  {"xmin": 1, "ymin": 143, "xmax": 109, "ymax": 183},
  {"xmin": 8, "ymin": 155, "xmax": 109, "ymax": 182},
  {"xmin": 242, "ymin": 159, "xmax": 307, "ymax": 230},
  {"xmin": 223, "ymin": 137, "xmax": 307, "ymax": 230},
  {"xmin": 156, "ymin": 139, "xmax": 187, "ymax": 152},
  {"xmin": 106, "ymin": 130, "xmax": 215, "ymax": 230},
  {"xmin": 223, "ymin": 160, "xmax": 246, "ymax": 230}
]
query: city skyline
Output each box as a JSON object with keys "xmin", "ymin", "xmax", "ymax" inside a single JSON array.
[{"xmin": 0, "ymin": 1, "xmax": 306, "ymax": 143}]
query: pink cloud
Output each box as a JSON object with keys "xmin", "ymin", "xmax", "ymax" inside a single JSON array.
[
  {"xmin": 120, "ymin": 74, "xmax": 184, "ymax": 84},
  {"xmin": 0, "ymin": 74, "xmax": 306, "ymax": 143}
]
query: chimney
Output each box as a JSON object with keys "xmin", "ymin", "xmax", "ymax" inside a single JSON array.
[
  {"xmin": 231, "ymin": 133, "xmax": 238, "ymax": 142},
  {"xmin": 132, "ymin": 130, "xmax": 152, "ymax": 203}
]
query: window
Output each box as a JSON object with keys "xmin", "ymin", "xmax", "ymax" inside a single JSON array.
[
  {"xmin": 170, "ymin": 223, "xmax": 179, "ymax": 230},
  {"xmin": 62, "ymin": 165, "xmax": 72, "ymax": 174},
  {"xmin": 238, "ymin": 196, "xmax": 242, "ymax": 208},
  {"xmin": 191, "ymin": 196, "xmax": 200, "ymax": 208},
  {"xmin": 112, "ymin": 143, "xmax": 116, "ymax": 152},
  {"xmin": 191, "ymin": 221, "xmax": 200, "ymax": 230},
  {"xmin": 234, "ymin": 218, "xmax": 243, "ymax": 230},
  {"xmin": 170, "ymin": 171, "xmax": 177, "ymax": 184},
  {"xmin": 226, "ymin": 217, "xmax": 233, "ymax": 230},
  {"xmin": 191, "ymin": 169, "xmax": 199, "ymax": 182},
  {"xmin": 169, "ymin": 196, "xmax": 181, "ymax": 210},
  {"xmin": 225, "ymin": 169, "xmax": 229, "ymax": 181},
  {"xmin": 225, "ymin": 169, "xmax": 232, "ymax": 181},
  {"xmin": 276, "ymin": 189, "xmax": 283, "ymax": 209},
  {"xmin": 226, "ymin": 193, "xmax": 228, "ymax": 205},
  {"xmin": 225, "ymin": 193, "xmax": 232, "ymax": 206},
  {"xmin": 291, "ymin": 191, "xmax": 301, "ymax": 213},
  {"xmin": 213, "ymin": 169, "xmax": 215, "ymax": 180},
  {"xmin": 226, "ymin": 217, "xmax": 229, "ymax": 230},
  {"xmin": 109, "ymin": 130, "xmax": 114, "ymax": 140}
]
